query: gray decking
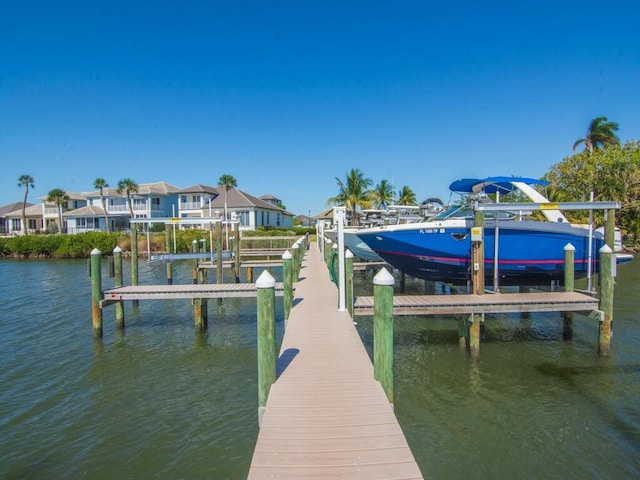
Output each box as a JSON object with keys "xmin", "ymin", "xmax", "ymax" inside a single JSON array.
[{"xmin": 247, "ymin": 244, "xmax": 423, "ymax": 479}]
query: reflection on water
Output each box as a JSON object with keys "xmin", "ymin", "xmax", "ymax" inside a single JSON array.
[{"xmin": 1, "ymin": 256, "xmax": 639, "ymax": 479}]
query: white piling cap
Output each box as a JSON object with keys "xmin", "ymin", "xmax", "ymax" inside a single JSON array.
[
  {"xmin": 192, "ymin": 239, "xmax": 198, "ymax": 244},
  {"xmin": 282, "ymin": 250, "xmax": 292, "ymax": 259},
  {"xmin": 256, "ymin": 270, "xmax": 276, "ymax": 288},
  {"xmin": 345, "ymin": 249, "xmax": 354, "ymax": 258},
  {"xmin": 91, "ymin": 248, "xmax": 101, "ymax": 255},
  {"xmin": 564, "ymin": 243, "xmax": 575, "ymax": 251},
  {"xmin": 373, "ymin": 268, "xmax": 395, "ymax": 286},
  {"xmin": 292, "ymin": 242, "xmax": 299, "ymax": 250},
  {"xmin": 599, "ymin": 244, "xmax": 613, "ymax": 253},
  {"xmin": 113, "ymin": 246, "xmax": 122, "ymax": 253}
]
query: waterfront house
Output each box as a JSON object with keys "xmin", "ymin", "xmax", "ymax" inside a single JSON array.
[
  {"xmin": 3, "ymin": 203, "xmax": 44, "ymax": 235},
  {"xmin": 176, "ymin": 185, "xmax": 294, "ymax": 230},
  {"xmin": 65, "ymin": 181, "xmax": 180, "ymax": 233}
]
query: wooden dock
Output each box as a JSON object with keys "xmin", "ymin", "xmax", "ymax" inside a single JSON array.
[
  {"xmin": 353, "ymin": 291, "xmax": 600, "ymax": 316},
  {"xmin": 247, "ymin": 245, "xmax": 423, "ymax": 479},
  {"xmin": 101, "ymin": 282, "xmax": 284, "ymax": 306}
]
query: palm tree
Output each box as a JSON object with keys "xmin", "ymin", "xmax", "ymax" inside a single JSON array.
[
  {"xmin": 326, "ymin": 169, "xmax": 373, "ymax": 226},
  {"xmin": 573, "ymin": 116, "xmax": 620, "ymax": 154},
  {"xmin": 116, "ymin": 178, "xmax": 139, "ymax": 219},
  {"xmin": 218, "ymin": 174, "xmax": 237, "ymax": 248},
  {"xmin": 17, "ymin": 174, "xmax": 35, "ymax": 235},
  {"xmin": 93, "ymin": 177, "xmax": 111, "ymax": 233},
  {"xmin": 397, "ymin": 185, "xmax": 417, "ymax": 206},
  {"xmin": 46, "ymin": 188, "xmax": 68, "ymax": 234},
  {"xmin": 371, "ymin": 179, "xmax": 395, "ymax": 210}
]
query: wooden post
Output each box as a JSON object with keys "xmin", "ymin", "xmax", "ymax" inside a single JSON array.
[
  {"xmin": 131, "ymin": 224, "xmax": 138, "ymax": 286},
  {"xmin": 399, "ymin": 271, "xmax": 406, "ymax": 293},
  {"xmin": 216, "ymin": 220, "xmax": 223, "ymax": 283},
  {"xmin": 282, "ymin": 250, "xmax": 293, "ymax": 326},
  {"xmin": 247, "ymin": 267, "xmax": 253, "ymax": 283},
  {"xmin": 472, "ymin": 210, "xmax": 484, "ymax": 295},
  {"xmin": 562, "ymin": 243, "xmax": 575, "ymax": 340},
  {"xmin": 131, "ymin": 224, "xmax": 139, "ymax": 307},
  {"xmin": 373, "ymin": 268, "xmax": 394, "ymax": 403},
  {"xmin": 165, "ymin": 224, "xmax": 173, "ymax": 285},
  {"xmin": 191, "ymin": 240, "xmax": 198, "ymax": 284},
  {"xmin": 598, "ymin": 245, "xmax": 614, "ymax": 355},
  {"xmin": 605, "ymin": 208, "xmax": 615, "ymax": 249},
  {"xmin": 199, "ymin": 240, "xmax": 208, "ymax": 322},
  {"xmin": 113, "ymin": 246, "xmax": 125, "ymax": 329},
  {"xmin": 468, "ymin": 313, "xmax": 481, "ymax": 358},
  {"xmin": 91, "ymin": 248, "xmax": 103, "ymax": 337},
  {"xmin": 257, "ymin": 270, "xmax": 277, "ymax": 424},
  {"xmin": 564, "ymin": 243, "xmax": 575, "ymax": 292},
  {"xmin": 291, "ymin": 243, "xmax": 300, "ymax": 281},
  {"xmin": 346, "ymin": 249, "xmax": 354, "ymax": 318},
  {"xmin": 234, "ymin": 222, "xmax": 241, "ymax": 283}
]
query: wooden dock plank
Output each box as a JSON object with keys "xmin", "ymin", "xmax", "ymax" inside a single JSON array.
[
  {"xmin": 247, "ymin": 244, "xmax": 423, "ymax": 480},
  {"xmin": 101, "ymin": 282, "xmax": 284, "ymax": 305},
  {"xmin": 353, "ymin": 291, "xmax": 599, "ymax": 316}
]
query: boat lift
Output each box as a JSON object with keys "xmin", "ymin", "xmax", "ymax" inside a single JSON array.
[{"xmin": 472, "ymin": 199, "xmax": 620, "ymax": 291}]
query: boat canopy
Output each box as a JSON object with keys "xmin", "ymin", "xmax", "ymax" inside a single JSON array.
[{"xmin": 449, "ymin": 176, "xmax": 548, "ymax": 194}]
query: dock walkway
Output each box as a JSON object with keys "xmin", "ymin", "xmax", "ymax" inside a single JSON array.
[{"xmin": 247, "ymin": 245, "xmax": 423, "ymax": 479}]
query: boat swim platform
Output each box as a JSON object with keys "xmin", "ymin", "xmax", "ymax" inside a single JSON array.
[
  {"xmin": 353, "ymin": 291, "xmax": 600, "ymax": 317},
  {"xmin": 247, "ymin": 245, "xmax": 423, "ymax": 479},
  {"xmin": 100, "ymin": 283, "xmax": 285, "ymax": 307}
]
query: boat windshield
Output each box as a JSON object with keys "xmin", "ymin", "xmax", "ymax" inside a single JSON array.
[{"xmin": 431, "ymin": 205, "xmax": 522, "ymax": 221}]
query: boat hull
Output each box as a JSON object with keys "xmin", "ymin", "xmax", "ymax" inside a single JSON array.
[{"xmin": 357, "ymin": 221, "xmax": 604, "ymax": 286}]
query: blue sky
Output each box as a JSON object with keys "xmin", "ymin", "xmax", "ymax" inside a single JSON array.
[{"xmin": 2, "ymin": 1, "xmax": 639, "ymax": 215}]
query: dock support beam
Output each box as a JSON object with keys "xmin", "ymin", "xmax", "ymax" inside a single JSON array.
[
  {"xmin": 598, "ymin": 245, "xmax": 615, "ymax": 355},
  {"xmin": 373, "ymin": 268, "xmax": 395, "ymax": 403},
  {"xmin": 91, "ymin": 248, "xmax": 103, "ymax": 337},
  {"xmin": 257, "ymin": 271, "xmax": 277, "ymax": 425},
  {"xmin": 113, "ymin": 246, "xmax": 125, "ymax": 329}
]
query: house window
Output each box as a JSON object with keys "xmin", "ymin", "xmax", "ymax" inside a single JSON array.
[
  {"xmin": 277, "ymin": 213, "xmax": 281, "ymax": 226},
  {"xmin": 237, "ymin": 210, "xmax": 250, "ymax": 226},
  {"xmin": 12, "ymin": 219, "xmax": 21, "ymax": 231},
  {"xmin": 151, "ymin": 197, "xmax": 161, "ymax": 209}
]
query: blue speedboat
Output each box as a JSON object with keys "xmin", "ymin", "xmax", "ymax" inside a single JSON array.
[{"xmin": 356, "ymin": 177, "xmax": 613, "ymax": 286}]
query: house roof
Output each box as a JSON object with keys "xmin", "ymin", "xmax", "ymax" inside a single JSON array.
[
  {"xmin": 209, "ymin": 187, "xmax": 293, "ymax": 215},
  {"xmin": 0, "ymin": 202, "xmax": 32, "ymax": 216},
  {"xmin": 175, "ymin": 184, "xmax": 219, "ymax": 195},
  {"xmin": 260, "ymin": 194, "xmax": 280, "ymax": 202},
  {"xmin": 86, "ymin": 181, "xmax": 180, "ymax": 198},
  {"xmin": 38, "ymin": 191, "xmax": 89, "ymax": 202},
  {"xmin": 4, "ymin": 204, "xmax": 43, "ymax": 218},
  {"xmin": 63, "ymin": 205, "xmax": 106, "ymax": 217}
]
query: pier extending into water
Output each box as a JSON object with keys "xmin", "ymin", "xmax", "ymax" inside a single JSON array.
[{"xmin": 247, "ymin": 243, "xmax": 423, "ymax": 479}]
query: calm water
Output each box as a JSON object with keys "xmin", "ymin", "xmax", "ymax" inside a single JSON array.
[{"xmin": 1, "ymin": 254, "xmax": 639, "ymax": 479}]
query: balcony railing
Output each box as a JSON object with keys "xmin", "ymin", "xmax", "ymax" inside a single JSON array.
[
  {"xmin": 180, "ymin": 202, "xmax": 203, "ymax": 210},
  {"xmin": 108, "ymin": 204, "xmax": 148, "ymax": 214}
]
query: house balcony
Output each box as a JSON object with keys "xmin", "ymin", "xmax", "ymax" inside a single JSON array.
[
  {"xmin": 180, "ymin": 202, "xmax": 204, "ymax": 210},
  {"xmin": 107, "ymin": 204, "xmax": 148, "ymax": 214}
]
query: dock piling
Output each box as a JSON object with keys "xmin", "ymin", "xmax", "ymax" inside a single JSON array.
[
  {"xmin": 91, "ymin": 248, "xmax": 103, "ymax": 337},
  {"xmin": 282, "ymin": 250, "xmax": 293, "ymax": 326},
  {"xmin": 598, "ymin": 245, "xmax": 615, "ymax": 355},
  {"xmin": 346, "ymin": 249, "xmax": 354, "ymax": 318},
  {"xmin": 256, "ymin": 270, "xmax": 277, "ymax": 424},
  {"xmin": 113, "ymin": 246, "xmax": 125, "ymax": 329},
  {"xmin": 373, "ymin": 268, "xmax": 395, "ymax": 403}
]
